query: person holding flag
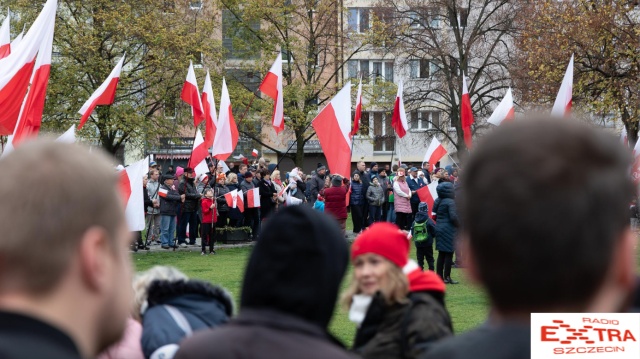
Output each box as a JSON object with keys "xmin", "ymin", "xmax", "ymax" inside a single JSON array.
[{"xmin": 159, "ymin": 174, "xmax": 184, "ymax": 249}]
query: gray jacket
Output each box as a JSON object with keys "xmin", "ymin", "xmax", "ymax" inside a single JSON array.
[
  {"xmin": 147, "ymin": 179, "xmax": 160, "ymax": 214},
  {"xmin": 366, "ymin": 184, "xmax": 385, "ymax": 206}
]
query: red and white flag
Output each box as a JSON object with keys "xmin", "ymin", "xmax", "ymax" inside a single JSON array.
[
  {"xmin": 55, "ymin": 125, "xmax": 76, "ymax": 144},
  {"xmin": 251, "ymin": 149, "xmax": 259, "ymax": 157},
  {"xmin": 416, "ymin": 181, "xmax": 439, "ymax": 217},
  {"xmin": 621, "ymin": 128, "xmax": 628, "ymax": 147},
  {"xmin": 0, "ymin": 0, "xmax": 57, "ymax": 135},
  {"xmin": 211, "ymin": 78, "xmax": 239, "ymax": 161},
  {"xmin": 225, "ymin": 189, "xmax": 244, "ymax": 213},
  {"xmin": 158, "ymin": 187, "xmax": 169, "ymax": 198},
  {"xmin": 246, "ymin": 187, "xmax": 260, "ymax": 208},
  {"xmin": 118, "ymin": 157, "xmax": 150, "ymax": 231},
  {"xmin": 391, "ymin": 80, "xmax": 408, "ymax": 138},
  {"xmin": 311, "ymin": 82, "xmax": 352, "ymax": 178},
  {"xmin": 259, "ymin": 53, "xmax": 285, "ymax": 134},
  {"xmin": 201, "ymin": 70, "xmax": 217, "ymax": 149},
  {"xmin": 551, "ymin": 54, "xmax": 573, "ymax": 118},
  {"xmin": 0, "ymin": 11, "xmax": 10, "ymax": 59},
  {"xmin": 187, "ymin": 129, "xmax": 209, "ymax": 177},
  {"xmin": 78, "ymin": 54, "xmax": 125, "ymax": 129},
  {"xmin": 423, "ymin": 137, "xmax": 447, "ymax": 168},
  {"xmin": 350, "ymin": 78, "xmax": 363, "ymax": 137},
  {"xmin": 487, "ymin": 88, "xmax": 514, "ymax": 126},
  {"xmin": 461, "ymin": 75, "xmax": 474, "ymax": 149},
  {"xmin": 181, "ymin": 61, "xmax": 205, "ymax": 127},
  {"xmin": 10, "ymin": 29, "xmax": 23, "ymax": 50}
]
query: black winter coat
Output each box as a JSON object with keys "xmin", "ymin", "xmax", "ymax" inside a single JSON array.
[
  {"xmin": 159, "ymin": 184, "xmax": 182, "ymax": 216},
  {"xmin": 433, "ymin": 182, "xmax": 459, "ymax": 252},
  {"xmin": 215, "ymin": 183, "xmax": 230, "ymax": 212},
  {"xmin": 259, "ymin": 179, "xmax": 277, "ymax": 214},
  {"xmin": 309, "ymin": 174, "xmax": 326, "ymax": 201},
  {"xmin": 178, "ymin": 178, "xmax": 201, "ymax": 212}
]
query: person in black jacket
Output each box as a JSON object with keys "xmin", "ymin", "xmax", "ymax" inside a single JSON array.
[
  {"xmin": 433, "ymin": 182, "xmax": 459, "ymax": 284},
  {"xmin": 258, "ymin": 168, "xmax": 277, "ymax": 221},
  {"xmin": 177, "ymin": 168, "xmax": 201, "ymax": 247},
  {"xmin": 133, "ymin": 174, "xmax": 155, "ymax": 251},
  {"xmin": 213, "ymin": 174, "xmax": 230, "ymax": 227},
  {"xmin": 160, "ymin": 175, "xmax": 184, "ymax": 249}
]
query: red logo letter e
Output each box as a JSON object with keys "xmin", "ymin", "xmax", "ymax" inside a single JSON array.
[{"xmin": 542, "ymin": 326, "xmax": 559, "ymax": 341}]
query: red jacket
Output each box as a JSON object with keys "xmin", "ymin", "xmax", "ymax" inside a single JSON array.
[
  {"xmin": 201, "ymin": 198, "xmax": 215, "ymax": 224},
  {"xmin": 324, "ymin": 186, "xmax": 348, "ymax": 220}
]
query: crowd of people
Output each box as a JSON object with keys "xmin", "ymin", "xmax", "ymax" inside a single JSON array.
[{"xmin": 1, "ymin": 117, "xmax": 640, "ymax": 359}]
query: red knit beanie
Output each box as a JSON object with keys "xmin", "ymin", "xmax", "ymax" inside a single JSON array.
[
  {"xmin": 351, "ymin": 222, "xmax": 410, "ymax": 268},
  {"xmin": 403, "ymin": 260, "xmax": 446, "ymax": 293}
]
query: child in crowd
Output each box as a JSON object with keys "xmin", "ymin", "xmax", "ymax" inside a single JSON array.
[
  {"xmin": 200, "ymin": 188, "xmax": 216, "ymax": 255},
  {"xmin": 410, "ymin": 202, "xmax": 436, "ymax": 271},
  {"xmin": 314, "ymin": 194, "xmax": 325, "ymax": 212}
]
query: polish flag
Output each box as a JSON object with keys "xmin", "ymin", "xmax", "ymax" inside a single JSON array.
[
  {"xmin": 158, "ymin": 187, "xmax": 169, "ymax": 198},
  {"xmin": 621, "ymin": 128, "xmax": 628, "ymax": 147},
  {"xmin": 277, "ymin": 182, "xmax": 292, "ymax": 197},
  {"xmin": 10, "ymin": 29, "xmax": 23, "ymax": 50},
  {"xmin": 416, "ymin": 181, "xmax": 439, "ymax": 217},
  {"xmin": 551, "ymin": 54, "xmax": 573, "ymax": 118},
  {"xmin": 311, "ymin": 82, "xmax": 352, "ymax": 179},
  {"xmin": 211, "ymin": 78, "xmax": 239, "ymax": 161},
  {"xmin": 391, "ymin": 80, "xmax": 408, "ymax": 138},
  {"xmin": 246, "ymin": 187, "xmax": 260, "ymax": 208},
  {"xmin": 11, "ymin": 13, "xmax": 55, "ymax": 145},
  {"xmin": 423, "ymin": 137, "xmax": 447, "ymax": 168},
  {"xmin": 181, "ymin": 61, "xmax": 205, "ymax": 127},
  {"xmin": 201, "ymin": 70, "xmax": 217, "ymax": 148},
  {"xmin": 187, "ymin": 129, "xmax": 209, "ymax": 176},
  {"xmin": 251, "ymin": 149, "xmax": 259, "ymax": 157},
  {"xmin": 350, "ymin": 78, "xmax": 363, "ymax": 137},
  {"xmin": 78, "ymin": 55, "xmax": 125, "ymax": 129},
  {"xmin": 0, "ymin": 11, "xmax": 10, "ymax": 59},
  {"xmin": 461, "ymin": 75, "xmax": 474, "ymax": 149},
  {"xmin": 259, "ymin": 53, "xmax": 284, "ymax": 134},
  {"xmin": 55, "ymin": 125, "xmax": 76, "ymax": 143},
  {"xmin": 487, "ymin": 88, "xmax": 514, "ymax": 126},
  {"xmin": 118, "ymin": 157, "xmax": 150, "ymax": 231},
  {"xmin": 285, "ymin": 193, "xmax": 303, "ymax": 206},
  {"xmin": 0, "ymin": 0, "xmax": 57, "ymax": 135},
  {"xmin": 225, "ymin": 189, "xmax": 245, "ymax": 213}
]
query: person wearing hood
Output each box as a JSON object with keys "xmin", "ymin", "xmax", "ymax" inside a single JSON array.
[
  {"xmin": 136, "ymin": 266, "xmax": 233, "ymax": 359},
  {"xmin": 366, "ymin": 176, "xmax": 385, "ymax": 224},
  {"xmin": 324, "ymin": 175, "xmax": 348, "ymax": 235},
  {"xmin": 432, "ymin": 182, "xmax": 459, "ymax": 284},
  {"xmin": 308, "ymin": 163, "xmax": 327, "ymax": 203},
  {"xmin": 175, "ymin": 206, "xmax": 357, "ymax": 359},
  {"xmin": 177, "ymin": 168, "xmax": 202, "ymax": 247},
  {"xmin": 410, "ymin": 202, "xmax": 436, "ymax": 271},
  {"xmin": 350, "ymin": 171, "xmax": 366, "ymax": 234},
  {"xmin": 343, "ymin": 223, "xmax": 453, "ymax": 359}
]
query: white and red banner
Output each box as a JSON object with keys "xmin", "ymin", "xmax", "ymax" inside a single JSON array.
[
  {"xmin": 0, "ymin": 0, "xmax": 57, "ymax": 135},
  {"xmin": 350, "ymin": 78, "xmax": 363, "ymax": 137},
  {"xmin": 202, "ymin": 70, "xmax": 217, "ymax": 149},
  {"xmin": 487, "ymin": 88, "xmax": 514, "ymax": 126},
  {"xmin": 118, "ymin": 157, "xmax": 150, "ymax": 231},
  {"xmin": 187, "ymin": 129, "xmax": 209, "ymax": 177},
  {"xmin": 391, "ymin": 80, "xmax": 408, "ymax": 138},
  {"xmin": 55, "ymin": 125, "xmax": 76, "ymax": 143},
  {"xmin": 246, "ymin": 187, "xmax": 260, "ymax": 208},
  {"xmin": 78, "ymin": 55, "xmax": 125, "ymax": 129},
  {"xmin": 181, "ymin": 61, "xmax": 205, "ymax": 127},
  {"xmin": 211, "ymin": 78, "xmax": 238, "ymax": 161},
  {"xmin": 311, "ymin": 82, "xmax": 352, "ymax": 179},
  {"xmin": 225, "ymin": 189, "xmax": 244, "ymax": 213},
  {"xmin": 0, "ymin": 11, "xmax": 10, "ymax": 59},
  {"xmin": 259, "ymin": 53, "xmax": 285, "ymax": 134},
  {"xmin": 551, "ymin": 54, "xmax": 573, "ymax": 118},
  {"xmin": 423, "ymin": 137, "xmax": 447, "ymax": 168},
  {"xmin": 251, "ymin": 148, "xmax": 258, "ymax": 157},
  {"xmin": 416, "ymin": 181, "xmax": 439, "ymax": 217},
  {"xmin": 158, "ymin": 187, "xmax": 168, "ymax": 198},
  {"xmin": 461, "ymin": 75, "xmax": 474, "ymax": 149}
]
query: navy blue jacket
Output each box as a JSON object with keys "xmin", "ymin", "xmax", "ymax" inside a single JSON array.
[
  {"xmin": 433, "ymin": 182, "xmax": 459, "ymax": 252},
  {"xmin": 141, "ymin": 279, "xmax": 233, "ymax": 359},
  {"xmin": 350, "ymin": 181, "xmax": 365, "ymax": 206},
  {"xmin": 406, "ymin": 175, "xmax": 425, "ymax": 204}
]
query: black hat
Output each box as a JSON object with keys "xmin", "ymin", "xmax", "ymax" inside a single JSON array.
[
  {"xmin": 162, "ymin": 174, "xmax": 174, "ymax": 182},
  {"xmin": 317, "ymin": 163, "xmax": 326, "ymax": 172},
  {"xmin": 244, "ymin": 171, "xmax": 253, "ymax": 178},
  {"xmin": 370, "ymin": 162, "xmax": 378, "ymax": 167}
]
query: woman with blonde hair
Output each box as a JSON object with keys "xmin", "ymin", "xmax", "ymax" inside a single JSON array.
[{"xmin": 344, "ymin": 223, "xmax": 452, "ymax": 359}]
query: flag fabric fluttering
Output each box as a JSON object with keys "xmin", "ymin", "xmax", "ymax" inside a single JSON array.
[
  {"xmin": 246, "ymin": 187, "xmax": 260, "ymax": 208},
  {"xmin": 211, "ymin": 78, "xmax": 238, "ymax": 161},
  {"xmin": 416, "ymin": 182, "xmax": 439, "ymax": 217},
  {"xmin": 78, "ymin": 55, "xmax": 125, "ymax": 129},
  {"xmin": 391, "ymin": 80, "xmax": 408, "ymax": 138},
  {"xmin": 251, "ymin": 149, "xmax": 259, "ymax": 157},
  {"xmin": 461, "ymin": 75, "xmax": 474, "ymax": 149},
  {"xmin": 423, "ymin": 137, "xmax": 447, "ymax": 168},
  {"xmin": 181, "ymin": 61, "xmax": 205, "ymax": 127},
  {"xmin": 487, "ymin": 88, "xmax": 515, "ymax": 126},
  {"xmin": 0, "ymin": 10, "xmax": 11, "ymax": 59},
  {"xmin": 551, "ymin": 54, "xmax": 573, "ymax": 118},
  {"xmin": 311, "ymin": 82, "xmax": 352, "ymax": 179},
  {"xmin": 188, "ymin": 129, "xmax": 209, "ymax": 177},
  {"xmin": 350, "ymin": 78, "xmax": 363, "ymax": 137},
  {"xmin": 259, "ymin": 53, "xmax": 285, "ymax": 134},
  {"xmin": 118, "ymin": 157, "xmax": 150, "ymax": 231},
  {"xmin": 225, "ymin": 190, "xmax": 244, "ymax": 213},
  {"xmin": 55, "ymin": 125, "xmax": 76, "ymax": 143},
  {"xmin": 201, "ymin": 70, "xmax": 218, "ymax": 149}
]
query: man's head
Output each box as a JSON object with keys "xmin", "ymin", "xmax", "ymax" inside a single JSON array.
[
  {"xmin": 239, "ymin": 164, "xmax": 248, "ymax": 173},
  {"xmin": 460, "ymin": 118, "xmax": 636, "ymax": 316},
  {"xmin": 384, "ymin": 164, "xmax": 390, "ymax": 172},
  {"xmin": 409, "ymin": 167, "xmax": 418, "ymax": 177},
  {"xmin": 244, "ymin": 172, "xmax": 253, "ymax": 182},
  {"xmin": 422, "ymin": 161, "xmax": 430, "ymax": 170},
  {"xmin": 162, "ymin": 174, "xmax": 174, "ymax": 186},
  {"xmin": 370, "ymin": 162, "xmax": 378, "ymax": 172},
  {"xmin": 357, "ymin": 161, "xmax": 366, "ymax": 172},
  {"xmin": 149, "ymin": 161, "xmax": 157, "ymax": 169},
  {"xmin": 0, "ymin": 141, "xmax": 133, "ymax": 356},
  {"xmin": 149, "ymin": 169, "xmax": 159, "ymax": 181},
  {"xmin": 167, "ymin": 165, "xmax": 174, "ymax": 172},
  {"xmin": 228, "ymin": 162, "xmax": 235, "ymax": 169},
  {"xmin": 184, "ymin": 167, "xmax": 195, "ymax": 179},
  {"xmin": 317, "ymin": 163, "xmax": 326, "ymax": 176}
]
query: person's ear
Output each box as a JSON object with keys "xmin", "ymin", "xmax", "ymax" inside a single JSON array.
[{"xmin": 78, "ymin": 227, "xmax": 112, "ymax": 293}]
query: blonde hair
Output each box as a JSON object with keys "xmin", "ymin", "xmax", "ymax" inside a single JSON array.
[
  {"xmin": 271, "ymin": 170, "xmax": 280, "ymax": 180},
  {"xmin": 226, "ymin": 172, "xmax": 238, "ymax": 184},
  {"xmin": 341, "ymin": 258, "xmax": 409, "ymax": 309},
  {"xmin": 132, "ymin": 266, "xmax": 188, "ymax": 320}
]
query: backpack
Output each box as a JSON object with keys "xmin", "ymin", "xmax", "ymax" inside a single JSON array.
[{"xmin": 413, "ymin": 220, "xmax": 429, "ymax": 243}]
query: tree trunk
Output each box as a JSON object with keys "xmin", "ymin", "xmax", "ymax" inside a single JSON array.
[{"xmin": 295, "ymin": 127, "xmax": 306, "ymax": 168}]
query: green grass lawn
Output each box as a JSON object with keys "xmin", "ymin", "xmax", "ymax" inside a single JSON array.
[{"xmin": 133, "ymin": 244, "xmax": 488, "ymax": 347}]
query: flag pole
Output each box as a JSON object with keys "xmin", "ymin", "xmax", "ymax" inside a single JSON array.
[{"xmin": 447, "ymin": 153, "xmax": 460, "ymax": 168}]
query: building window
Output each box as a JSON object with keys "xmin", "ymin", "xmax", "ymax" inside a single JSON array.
[
  {"xmin": 410, "ymin": 111, "xmax": 441, "ymax": 130},
  {"xmin": 360, "ymin": 112, "xmax": 370, "ymax": 136},
  {"xmin": 408, "ymin": 7, "xmax": 439, "ymax": 29},
  {"xmin": 385, "ymin": 62, "xmax": 394, "ymax": 82},
  {"xmin": 281, "ymin": 48, "xmax": 294, "ymax": 63},
  {"xmin": 189, "ymin": 51, "xmax": 203, "ymax": 68},
  {"xmin": 347, "ymin": 60, "xmax": 394, "ymax": 83},
  {"xmin": 372, "ymin": 112, "xmax": 395, "ymax": 152},
  {"xmin": 449, "ymin": 7, "xmax": 469, "ymax": 28},
  {"xmin": 360, "ymin": 60, "xmax": 370, "ymax": 81},
  {"xmin": 189, "ymin": 1, "xmax": 203, "ymax": 10},
  {"xmin": 347, "ymin": 8, "xmax": 370, "ymax": 33},
  {"xmin": 348, "ymin": 60, "xmax": 358, "ymax": 79},
  {"xmin": 410, "ymin": 59, "xmax": 439, "ymax": 79}
]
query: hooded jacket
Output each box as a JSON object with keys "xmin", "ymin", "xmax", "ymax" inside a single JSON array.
[
  {"xmin": 324, "ymin": 185, "xmax": 348, "ymax": 220},
  {"xmin": 411, "ymin": 204, "xmax": 436, "ymax": 248},
  {"xmin": 178, "ymin": 178, "xmax": 200, "ymax": 213},
  {"xmin": 175, "ymin": 206, "xmax": 356, "ymax": 359},
  {"xmin": 141, "ymin": 280, "xmax": 233, "ymax": 359},
  {"xmin": 433, "ymin": 182, "xmax": 459, "ymax": 252},
  {"xmin": 366, "ymin": 182, "xmax": 385, "ymax": 206}
]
